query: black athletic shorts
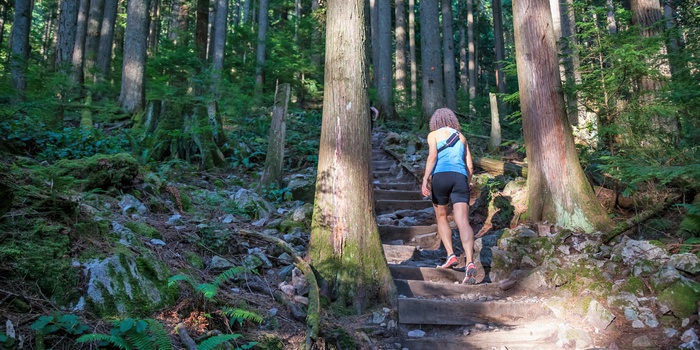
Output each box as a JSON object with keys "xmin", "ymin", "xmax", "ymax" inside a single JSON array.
[{"xmin": 431, "ymin": 171, "xmax": 470, "ymax": 205}]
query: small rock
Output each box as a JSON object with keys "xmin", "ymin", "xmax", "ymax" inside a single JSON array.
[
  {"xmin": 149, "ymin": 239, "xmax": 166, "ymax": 246},
  {"xmin": 632, "ymin": 336, "xmax": 653, "ymax": 347},
  {"xmin": 664, "ymin": 328, "xmax": 678, "ymax": 338},
  {"xmin": 222, "ymin": 214, "xmax": 235, "ymax": 223},
  {"xmin": 682, "ymin": 329, "xmax": 699, "ymax": 343},
  {"xmin": 680, "ymin": 340, "xmax": 700, "ymax": 349},
  {"xmin": 407, "ymin": 329, "xmax": 425, "ymax": 338},
  {"xmin": 632, "ymin": 320, "xmax": 645, "ymax": 328},
  {"xmin": 231, "ymin": 288, "xmax": 241, "ymax": 293},
  {"xmin": 167, "ymin": 214, "xmax": 182, "ymax": 225},
  {"xmin": 279, "ymin": 283, "xmax": 295, "ymax": 296},
  {"xmin": 624, "ymin": 307, "xmax": 638, "ymax": 321},
  {"xmin": 683, "ymin": 318, "xmax": 691, "ymax": 327},
  {"xmin": 208, "ymin": 256, "xmax": 235, "ymax": 270},
  {"xmin": 474, "ymin": 323, "xmax": 488, "ymax": 331},
  {"xmin": 293, "ymin": 296, "xmax": 309, "ymax": 305},
  {"xmin": 269, "ymin": 308, "xmax": 278, "ymax": 316}
]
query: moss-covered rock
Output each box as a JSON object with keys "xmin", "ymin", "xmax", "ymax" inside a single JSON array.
[
  {"xmin": 656, "ymin": 279, "xmax": 700, "ymax": 319},
  {"xmin": 622, "ymin": 276, "xmax": 647, "ymax": 296},
  {"xmin": 45, "ymin": 153, "xmax": 139, "ymax": 192},
  {"xmin": 83, "ymin": 248, "xmax": 176, "ymax": 318},
  {"xmin": 124, "ymin": 222, "xmax": 162, "ymax": 239},
  {"xmin": 183, "ymin": 252, "xmax": 205, "ymax": 269}
]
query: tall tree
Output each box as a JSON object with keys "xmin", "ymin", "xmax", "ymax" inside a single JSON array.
[
  {"xmin": 96, "ymin": 0, "xmax": 118, "ymax": 79},
  {"xmin": 254, "ymin": 0, "xmax": 268, "ymax": 89},
  {"xmin": 395, "ymin": 0, "xmax": 407, "ymax": 105},
  {"xmin": 208, "ymin": 0, "xmax": 228, "ymax": 145},
  {"xmin": 0, "ymin": 6, "xmax": 7, "ymax": 48},
  {"xmin": 84, "ymin": 0, "xmax": 105, "ymax": 81},
  {"xmin": 195, "ymin": 0, "xmax": 208, "ymax": 60},
  {"xmin": 376, "ymin": 0, "xmax": 394, "ymax": 117},
  {"xmin": 71, "ymin": 0, "xmax": 90, "ymax": 84},
  {"xmin": 168, "ymin": 0, "xmax": 188, "ymax": 44},
  {"xmin": 369, "ymin": 0, "xmax": 379, "ymax": 89},
  {"xmin": 458, "ymin": 0, "xmax": 468, "ymax": 91},
  {"xmin": 56, "ymin": 0, "xmax": 79, "ymax": 69},
  {"xmin": 119, "ymin": 0, "xmax": 150, "ymax": 113},
  {"xmin": 420, "ymin": 0, "xmax": 444, "ymax": 121},
  {"xmin": 408, "ymin": 0, "xmax": 417, "ymax": 105},
  {"xmin": 148, "ymin": 0, "xmax": 161, "ymax": 53},
  {"xmin": 309, "ymin": 0, "xmax": 395, "ymax": 312},
  {"xmin": 441, "ymin": 0, "xmax": 457, "ymax": 110},
  {"xmin": 10, "ymin": 0, "xmax": 32, "ymax": 97},
  {"xmin": 513, "ymin": 0, "xmax": 611, "ymax": 232},
  {"xmin": 467, "ymin": 0, "xmax": 476, "ymax": 114},
  {"xmin": 492, "ymin": 0, "xmax": 506, "ymax": 97}
]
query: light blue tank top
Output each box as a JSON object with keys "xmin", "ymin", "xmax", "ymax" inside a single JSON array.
[{"xmin": 433, "ymin": 127, "xmax": 468, "ymax": 176}]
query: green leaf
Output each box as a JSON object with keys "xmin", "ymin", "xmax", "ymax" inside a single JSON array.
[
  {"xmin": 135, "ymin": 320, "xmax": 148, "ymax": 333},
  {"xmin": 196, "ymin": 283, "xmax": 218, "ymax": 299},
  {"xmin": 196, "ymin": 334, "xmax": 241, "ymax": 350},
  {"xmin": 119, "ymin": 318, "xmax": 134, "ymax": 333},
  {"xmin": 30, "ymin": 315, "xmax": 54, "ymax": 331}
]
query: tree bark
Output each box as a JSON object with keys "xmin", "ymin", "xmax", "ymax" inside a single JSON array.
[
  {"xmin": 395, "ymin": 0, "xmax": 407, "ymax": 105},
  {"xmin": 420, "ymin": 0, "xmax": 444, "ymax": 122},
  {"xmin": 441, "ymin": 0, "xmax": 457, "ymax": 111},
  {"xmin": 376, "ymin": 0, "xmax": 394, "ymax": 118},
  {"xmin": 195, "ymin": 0, "xmax": 208, "ymax": 60},
  {"xmin": 148, "ymin": 0, "xmax": 161, "ymax": 53},
  {"xmin": 261, "ymin": 83, "xmax": 290, "ymax": 189},
  {"xmin": 96, "ymin": 0, "xmax": 118, "ymax": 79},
  {"xmin": 0, "ymin": 6, "xmax": 6, "ymax": 49},
  {"xmin": 84, "ymin": 0, "xmax": 105, "ymax": 82},
  {"xmin": 119, "ymin": 0, "xmax": 150, "ymax": 114},
  {"xmin": 492, "ymin": 0, "xmax": 506, "ymax": 106},
  {"xmin": 458, "ymin": 0, "xmax": 467, "ymax": 91},
  {"xmin": 467, "ymin": 0, "xmax": 476, "ymax": 115},
  {"xmin": 242, "ymin": 0, "xmax": 251, "ymax": 24},
  {"xmin": 10, "ymin": 0, "xmax": 32, "ymax": 97},
  {"xmin": 513, "ymin": 0, "xmax": 612, "ymax": 232},
  {"xmin": 309, "ymin": 0, "xmax": 395, "ymax": 312},
  {"xmin": 369, "ymin": 0, "xmax": 379, "ymax": 89},
  {"xmin": 168, "ymin": 0, "xmax": 188, "ymax": 44},
  {"xmin": 254, "ymin": 0, "xmax": 268, "ymax": 90},
  {"xmin": 71, "ymin": 0, "xmax": 90, "ymax": 85},
  {"xmin": 408, "ymin": 0, "xmax": 417, "ymax": 106},
  {"xmin": 488, "ymin": 92, "xmax": 501, "ymax": 153},
  {"xmin": 56, "ymin": 0, "xmax": 79, "ymax": 70}
]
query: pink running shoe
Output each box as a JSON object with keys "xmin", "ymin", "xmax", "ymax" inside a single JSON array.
[
  {"xmin": 462, "ymin": 262, "xmax": 477, "ymax": 284},
  {"xmin": 437, "ymin": 254, "xmax": 458, "ymax": 268}
]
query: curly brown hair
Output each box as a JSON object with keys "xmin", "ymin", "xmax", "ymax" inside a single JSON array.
[{"xmin": 429, "ymin": 108, "xmax": 461, "ymax": 131}]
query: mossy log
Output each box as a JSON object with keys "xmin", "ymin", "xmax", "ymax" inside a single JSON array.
[
  {"xmin": 47, "ymin": 153, "xmax": 139, "ymax": 191},
  {"xmin": 239, "ymin": 229, "xmax": 320, "ymax": 349},
  {"xmin": 175, "ymin": 323, "xmax": 197, "ymax": 350},
  {"xmin": 603, "ymin": 194, "xmax": 681, "ymax": 243},
  {"xmin": 473, "ymin": 157, "xmax": 528, "ymax": 178}
]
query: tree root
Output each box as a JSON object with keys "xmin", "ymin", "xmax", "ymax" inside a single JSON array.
[
  {"xmin": 240, "ymin": 230, "xmax": 321, "ymax": 349},
  {"xmin": 603, "ymin": 194, "xmax": 680, "ymax": 243},
  {"xmin": 175, "ymin": 323, "xmax": 197, "ymax": 350}
]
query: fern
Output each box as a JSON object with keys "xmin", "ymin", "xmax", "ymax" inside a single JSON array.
[
  {"xmin": 76, "ymin": 318, "xmax": 172, "ymax": 350},
  {"xmin": 196, "ymin": 334, "xmax": 241, "ymax": 350},
  {"xmin": 212, "ymin": 266, "xmax": 247, "ymax": 287},
  {"xmin": 76, "ymin": 333, "xmax": 133, "ymax": 349},
  {"xmin": 144, "ymin": 319, "xmax": 173, "ymax": 350},
  {"xmin": 220, "ymin": 307, "xmax": 264, "ymax": 325},
  {"xmin": 168, "ymin": 274, "xmax": 196, "ymax": 288}
]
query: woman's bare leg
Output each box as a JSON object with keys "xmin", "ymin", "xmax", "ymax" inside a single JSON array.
[
  {"xmin": 434, "ymin": 204, "xmax": 454, "ymax": 256},
  {"xmin": 452, "ymin": 202, "xmax": 474, "ymax": 264}
]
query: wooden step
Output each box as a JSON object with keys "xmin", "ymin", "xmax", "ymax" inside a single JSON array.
[
  {"xmin": 401, "ymin": 323, "xmax": 560, "ymax": 350},
  {"xmin": 378, "ymin": 225, "xmax": 437, "ymax": 241},
  {"xmin": 375, "ymin": 199, "xmax": 432, "ymax": 215},
  {"xmin": 398, "ymin": 298, "xmax": 553, "ymax": 325},
  {"xmin": 374, "ymin": 189, "xmax": 425, "ymax": 201},
  {"xmin": 374, "ymin": 182, "xmax": 417, "ymax": 191},
  {"xmin": 373, "ymin": 160, "xmax": 394, "ymax": 170},
  {"xmin": 389, "ymin": 265, "xmax": 465, "ymax": 283},
  {"xmin": 373, "ymin": 170, "xmax": 394, "ymax": 178},
  {"xmin": 383, "ymin": 244, "xmax": 417, "ymax": 264},
  {"xmin": 394, "ymin": 279, "xmax": 503, "ymax": 299}
]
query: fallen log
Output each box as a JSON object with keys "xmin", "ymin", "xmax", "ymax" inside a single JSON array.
[
  {"xmin": 603, "ymin": 194, "xmax": 681, "ymax": 243},
  {"xmin": 676, "ymin": 193, "xmax": 700, "ymax": 239},
  {"xmin": 473, "ymin": 157, "xmax": 528, "ymax": 178}
]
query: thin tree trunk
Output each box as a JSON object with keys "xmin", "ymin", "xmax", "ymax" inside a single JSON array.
[
  {"xmin": 467, "ymin": 0, "xmax": 476, "ymax": 115},
  {"xmin": 261, "ymin": 83, "xmax": 290, "ymax": 189},
  {"xmin": 0, "ymin": 6, "xmax": 6, "ymax": 49},
  {"xmin": 369, "ymin": 0, "xmax": 379, "ymax": 89},
  {"xmin": 208, "ymin": 0, "xmax": 227, "ymax": 145},
  {"xmin": 148, "ymin": 0, "xmax": 160, "ymax": 53},
  {"xmin": 195, "ymin": 0, "xmax": 208, "ymax": 60},
  {"xmin": 458, "ymin": 0, "xmax": 467, "ymax": 91},
  {"xmin": 84, "ymin": 0, "xmax": 105, "ymax": 81},
  {"xmin": 513, "ymin": 0, "xmax": 611, "ymax": 232},
  {"xmin": 96, "ymin": 0, "xmax": 118, "ymax": 79},
  {"xmin": 242, "ymin": 0, "xmax": 251, "ymax": 24},
  {"xmin": 488, "ymin": 92, "xmax": 501, "ymax": 153},
  {"xmin": 408, "ymin": 0, "xmax": 417, "ymax": 106},
  {"xmin": 56, "ymin": 0, "xmax": 79, "ymax": 69},
  {"xmin": 254, "ymin": 0, "xmax": 268, "ymax": 90},
  {"xmin": 309, "ymin": 0, "xmax": 395, "ymax": 312},
  {"xmin": 395, "ymin": 0, "xmax": 407, "ymax": 105},
  {"xmin": 377, "ymin": 0, "xmax": 394, "ymax": 118},
  {"xmin": 607, "ymin": 0, "xmax": 617, "ymax": 34},
  {"xmin": 492, "ymin": 0, "xmax": 506, "ymax": 98},
  {"xmin": 119, "ymin": 0, "xmax": 150, "ymax": 113},
  {"xmin": 441, "ymin": 0, "xmax": 457, "ymax": 111},
  {"xmin": 168, "ymin": 0, "xmax": 188, "ymax": 44},
  {"xmin": 10, "ymin": 0, "xmax": 32, "ymax": 98},
  {"xmin": 71, "ymin": 0, "xmax": 90, "ymax": 84},
  {"xmin": 420, "ymin": 0, "xmax": 444, "ymax": 121}
]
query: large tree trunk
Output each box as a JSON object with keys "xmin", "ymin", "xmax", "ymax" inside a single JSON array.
[
  {"xmin": 57, "ymin": 0, "xmax": 80, "ymax": 70},
  {"xmin": 84, "ymin": 0, "xmax": 104, "ymax": 82},
  {"xmin": 119, "ymin": 0, "xmax": 150, "ymax": 114},
  {"xmin": 168, "ymin": 0, "xmax": 188, "ymax": 44},
  {"xmin": 195, "ymin": 0, "xmax": 208, "ymax": 60},
  {"xmin": 395, "ymin": 0, "xmax": 407, "ymax": 105},
  {"xmin": 309, "ymin": 0, "xmax": 395, "ymax": 312},
  {"xmin": 419, "ymin": 0, "xmax": 444, "ymax": 122},
  {"xmin": 261, "ymin": 83, "xmax": 290, "ymax": 189},
  {"xmin": 488, "ymin": 92, "xmax": 501, "ymax": 153},
  {"xmin": 492, "ymin": 0, "xmax": 506, "ymax": 105},
  {"xmin": 71, "ymin": 0, "xmax": 90, "ymax": 85},
  {"xmin": 376, "ymin": 0, "xmax": 394, "ymax": 118},
  {"xmin": 242, "ymin": 0, "xmax": 251, "ymax": 24},
  {"xmin": 408, "ymin": 0, "xmax": 417, "ymax": 106},
  {"xmin": 207, "ymin": 0, "xmax": 228, "ymax": 146},
  {"xmin": 254, "ymin": 0, "xmax": 268, "ymax": 90},
  {"xmin": 467, "ymin": 0, "xmax": 476, "ymax": 115},
  {"xmin": 513, "ymin": 0, "xmax": 612, "ymax": 233},
  {"xmin": 0, "ymin": 6, "xmax": 6, "ymax": 49},
  {"xmin": 10, "ymin": 0, "xmax": 32, "ymax": 97},
  {"xmin": 458, "ymin": 0, "xmax": 467, "ymax": 91},
  {"xmin": 369, "ymin": 0, "xmax": 379, "ymax": 89},
  {"xmin": 148, "ymin": 0, "xmax": 160, "ymax": 53},
  {"xmin": 441, "ymin": 0, "xmax": 457, "ymax": 111},
  {"xmin": 96, "ymin": 0, "xmax": 118, "ymax": 79}
]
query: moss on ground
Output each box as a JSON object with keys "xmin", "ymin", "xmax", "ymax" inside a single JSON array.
[
  {"xmin": 124, "ymin": 221, "xmax": 162, "ymax": 239},
  {"xmin": 657, "ymin": 280, "xmax": 700, "ymax": 319}
]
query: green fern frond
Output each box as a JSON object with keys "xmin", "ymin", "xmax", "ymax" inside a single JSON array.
[
  {"xmin": 213, "ymin": 266, "xmax": 247, "ymax": 287},
  {"xmin": 76, "ymin": 334, "xmax": 133, "ymax": 350},
  {"xmin": 168, "ymin": 274, "xmax": 196, "ymax": 288},
  {"xmin": 145, "ymin": 319, "xmax": 173, "ymax": 350},
  {"xmin": 196, "ymin": 334, "xmax": 241, "ymax": 350},
  {"xmin": 124, "ymin": 328, "xmax": 156, "ymax": 350},
  {"xmin": 196, "ymin": 283, "xmax": 219, "ymax": 299},
  {"xmin": 220, "ymin": 307, "xmax": 264, "ymax": 324}
]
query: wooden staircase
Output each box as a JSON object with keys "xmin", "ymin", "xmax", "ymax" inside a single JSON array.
[{"xmin": 371, "ymin": 131, "xmax": 560, "ymax": 350}]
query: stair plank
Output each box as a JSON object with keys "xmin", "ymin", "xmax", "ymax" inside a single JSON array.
[
  {"xmin": 383, "ymin": 245, "xmax": 417, "ymax": 264},
  {"xmin": 389, "ymin": 265, "xmax": 464, "ymax": 283},
  {"xmin": 378, "ymin": 225, "xmax": 437, "ymax": 241},
  {"xmin": 394, "ymin": 279, "xmax": 503, "ymax": 299},
  {"xmin": 398, "ymin": 299, "xmax": 553, "ymax": 325},
  {"xmin": 402, "ymin": 323, "xmax": 560, "ymax": 350},
  {"xmin": 376, "ymin": 199, "xmax": 432, "ymax": 214},
  {"xmin": 374, "ymin": 189, "xmax": 425, "ymax": 200},
  {"xmin": 374, "ymin": 183, "xmax": 417, "ymax": 190}
]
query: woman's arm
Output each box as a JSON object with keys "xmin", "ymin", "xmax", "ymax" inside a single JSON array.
[
  {"xmin": 465, "ymin": 142, "xmax": 473, "ymax": 184},
  {"xmin": 422, "ymin": 133, "xmax": 438, "ymax": 197}
]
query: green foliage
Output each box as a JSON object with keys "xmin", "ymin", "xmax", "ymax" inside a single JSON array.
[
  {"xmin": 285, "ymin": 110, "xmax": 321, "ymax": 170},
  {"xmin": 168, "ymin": 266, "xmax": 249, "ymax": 302},
  {"xmin": 31, "ymin": 313, "xmax": 89, "ymax": 336},
  {"xmin": 260, "ymin": 183, "xmax": 293, "ymax": 203},
  {"xmin": 220, "ymin": 307, "xmax": 264, "ymax": 327},
  {"xmin": 77, "ymin": 318, "xmax": 172, "ymax": 350}
]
